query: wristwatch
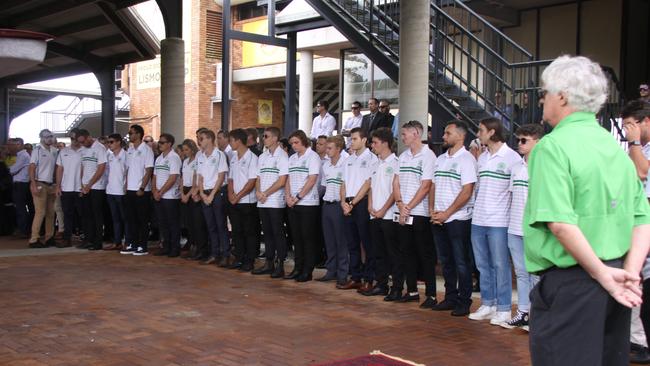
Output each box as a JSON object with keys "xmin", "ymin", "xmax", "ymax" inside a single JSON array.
[
  {"xmin": 296, "ymin": 194, "xmax": 302, "ymax": 201},
  {"xmin": 630, "ymin": 140, "xmax": 642, "ymax": 146}
]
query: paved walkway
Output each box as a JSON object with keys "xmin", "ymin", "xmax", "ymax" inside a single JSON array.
[{"xmin": 0, "ymin": 238, "xmax": 531, "ymax": 365}]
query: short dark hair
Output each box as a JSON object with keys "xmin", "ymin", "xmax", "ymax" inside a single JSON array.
[
  {"xmin": 370, "ymin": 127, "xmax": 393, "ymax": 146},
  {"xmin": 368, "ymin": 97, "xmax": 379, "ymax": 105},
  {"xmin": 108, "ymin": 133, "xmax": 122, "ymax": 141},
  {"xmin": 621, "ymin": 100, "xmax": 650, "ymax": 122},
  {"xmin": 130, "ymin": 124, "xmax": 145, "ymax": 138},
  {"xmin": 77, "ymin": 129, "xmax": 90, "ymax": 137},
  {"xmin": 196, "ymin": 127, "xmax": 209, "ymax": 135},
  {"xmin": 265, "ymin": 126, "xmax": 281, "ymax": 138},
  {"xmin": 288, "ymin": 130, "xmax": 310, "ymax": 147},
  {"xmin": 13, "ymin": 137, "xmax": 24, "ymax": 145},
  {"xmin": 350, "ymin": 127, "xmax": 367, "ymax": 139},
  {"xmin": 181, "ymin": 139, "xmax": 199, "ymax": 155},
  {"xmin": 401, "ymin": 120, "xmax": 424, "ymax": 135},
  {"xmin": 446, "ymin": 120, "xmax": 469, "ymax": 135},
  {"xmin": 515, "ymin": 124, "xmax": 545, "ymax": 140},
  {"xmin": 317, "ymin": 135, "xmax": 328, "ymax": 141},
  {"xmin": 229, "ymin": 128, "xmax": 248, "ymax": 144},
  {"xmin": 245, "ymin": 127, "xmax": 258, "ymax": 140},
  {"xmin": 317, "ymin": 100, "xmax": 329, "ymax": 109},
  {"xmin": 479, "ymin": 117, "xmax": 506, "ymax": 143},
  {"xmin": 217, "ymin": 129, "xmax": 229, "ymax": 138},
  {"xmin": 351, "ymin": 101, "xmax": 361, "ymax": 108},
  {"xmin": 199, "ymin": 129, "xmax": 216, "ymax": 142},
  {"xmin": 160, "ymin": 133, "xmax": 175, "ymax": 146}
]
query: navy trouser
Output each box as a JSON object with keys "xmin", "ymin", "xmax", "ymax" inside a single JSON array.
[
  {"xmin": 259, "ymin": 207, "xmax": 287, "ymax": 262},
  {"xmin": 431, "ymin": 219, "xmax": 473, "ymax": 305},
  {"xmin": 60, "ymin": 191, "xmax": 82, "ymax": 241},
  {"xmin": 12, "ymin": 182, "xmax": 30, "ymax": 234},
  {"xmin": 322, "ymin": 202, "xmax": 349, "ymax": 283},
  {"xmin": 369, "ymin": 218, "xmax": 398, "ymax": 288},
  {"xmin": 155, "ymin": 198, "xmax": 181, "ymax": 255},
  {"xmin": 81, "ymin": 189, "xmax": 105, "ymax": 248},
  {"xmin": 397, "ymin": 215, "xmax": 437, "ymax": 296},
  {"xmin": 230, "ymin": 202, "xmax": 260, "ymax": 264},
  {"xmin": 106, "ymin": 194, "xmax": 126, "ymax": 245},
  {"xmin": 201, "ymin": 188, "xmax": 229, "ymax": 258},
  {"xmin": 343, "ymin": 197, "xmax": 374, "ymax": 282},
  {"xmin": 125, "ymin": 190, "xmax": 151, "ymax": 250}
]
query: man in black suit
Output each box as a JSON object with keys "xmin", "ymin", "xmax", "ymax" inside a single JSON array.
[
  {"xmin": 378, "ymin": 100, "xmax": 395, "ymax": 128},
  {"xmin": 361, "ymin": 98, "xmax": 391, "ymax": 136}
]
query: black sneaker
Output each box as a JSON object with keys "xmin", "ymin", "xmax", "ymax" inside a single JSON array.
[
  {"xmin": 28, "ymin": 240, "xmax": 46, "ymax": 249},
  {"xmin": 120, "ymin": 244, "xmax": 136, "ymax": 255},
  {"xmin": 451, "ymin": 303, "xmax": 471, "ymax": 317},
  {"xmin": 44, "ymin": 237, "xmax": 58, "ymax": 247},
  {"xmin": 383, "ymin": 289, "xmax": 403, "ymax": 302},
  {"xmin": 630, "ymin": 343, "xmax": 650, "ymax": 364},
  {"xmin": 133, "ymin": 247, "xmax": 148, "ymax": 256},
  {"xmin": 398, "ymin": 292, "xmax": 420, "ymax": 303},
  {"xmin": 419, "ymin": 296, "xmax": 438, "ymax": 309},
  {"xmin": 432, "ymin": 299, "xmax": 457, "ymax": 311},
  {"xmin": 499, "ymin": 310, "xmax": 529, "ymax": 329}
]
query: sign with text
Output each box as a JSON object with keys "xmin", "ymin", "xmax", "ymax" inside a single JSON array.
[{"xmin": 135, "ymin": 53, "xmax": 192, "ymax": 90}]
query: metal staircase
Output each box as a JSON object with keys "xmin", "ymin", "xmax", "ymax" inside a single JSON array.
[{"xmin": 304, "ymin": 0, "xmax": 551, "ymax": 140}]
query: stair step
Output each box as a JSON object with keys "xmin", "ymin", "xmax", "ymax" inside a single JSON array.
[{"xmin": 444, "ymin": 93, "xmax": 468, "ymax": 101}]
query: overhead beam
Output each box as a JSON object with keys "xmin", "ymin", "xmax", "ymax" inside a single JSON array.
[
  {"xmin": 155, "ymin": 0, "xmax": 183, "ymax": 39},
  {"xmin": 84, "ymin": 34, "xmax": 126, "ymax": 51},
  {"xmin": 5, "ymin": 0, "xmax": 99, "ymax": 27},
  {"xmin": 96, "ymin": 1, "xmax": 149, "ymax": 57},
  {"xmin": 47, "ymin": 42, "xmax": 107, "ymax": 68},
  {"xmin": 229, "ymin": 30, "xmax": 289, "ymax": 48},
  {"xmin": 0, "ymin": 63, "xmax": 91, "ymax": 87},
  {"xmin": 465, "ymin": 0, "xmax": 518, "ymax": 27},
  {"xmin": 43, "ymin": 15, "xmax": 110, "ymax": 37},
  {"xmin": 114, "ymin": 0, "xmax": 151, "ymax": 10}
]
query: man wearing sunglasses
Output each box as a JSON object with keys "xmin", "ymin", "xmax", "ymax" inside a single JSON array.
[
  {"xmin": 640, "ymin": 83, "xmax": 650, "ymax": 103},
  {"xmin": 77, "ymin": 129, "xmax": 107, "ymax": 251},
  {"xmin": 152, "ymin": 133, "xmax": 183, "ymax": 257},
  {"xmin": 105, "ymin": 134, "xmax": 127, "ymax": 251},
  {"xmin": 341, "ymin": 101, "xmax": 363, "ymax": 148},
  {"xmin": 27, "ymin": 129, "xmax": 59, "ymax": 248}
]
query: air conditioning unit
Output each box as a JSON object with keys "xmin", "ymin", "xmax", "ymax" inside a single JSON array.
[{"xmin": 214, "ymin": 62, "xmax": 232, "ymax": 102}]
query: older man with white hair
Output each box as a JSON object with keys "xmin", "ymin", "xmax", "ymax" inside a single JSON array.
[{"xmin": 524, "ymin": 55, "xmax": 650, "ymax": 365}]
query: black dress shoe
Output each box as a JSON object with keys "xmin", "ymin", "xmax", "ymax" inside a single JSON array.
[
  {"xmin": 284, "ymin": 269, "xmax": 300, "ymax": 280},
  {"xmin": 432, "ymin": 299, "xmax": 457, "ymax": 311},
  {"xmin": 270, "ymin": 260, "xmax": 284, "ymax": 278},
  {"xmin": 295, "ymin": 273, "xmax": 312, "ymax": 282},
  {"xmin": 87, "ymin": 246, "xmax": 102, "ymax": 251},
  {"xmin": 362, "ymin": 285, "xmax": 389, "ymax": 296},
  {"xmin": 239, "ymin": 262, "xmax": 253, "ymax": 272},
  {"xmin": 631, "ymin": 343, "xmax": 650, "ymax": 364},
  {"xmin": 154, "ymin": 251, "xmax": 170, "ymax": 256},
  {"xmin": 398, "ymin": 292, "xmax": 420, "ymax": 303},
  {"xmin": 228, "ymin": 261, "xmax": 243, "ymax": 270},
  {"xmin": 252, "ymin": 261, "xmax": 274, "ymax": 275},
  {"xmin": 451, "ymin": 304, "xmax": 471, "ymax": 317},
  {"xmin": 383, "ymin": 289, "xmax": 403, "ymax": 302},
  {"xmin": 419, "ymin": 296, "xmax": 438, "ymax": 309},
  {"xmin": 45, "ymin": 237, "xmax": 58, "ymax": 247},
  {"xmin": 75, "ymin": 242, "xmax": 91, "ymax": 249}
]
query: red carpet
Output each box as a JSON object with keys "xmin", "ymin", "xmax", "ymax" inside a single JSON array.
[{"xmin": 312, "ymin": 351, "xmax": 424, "ymax": 366}]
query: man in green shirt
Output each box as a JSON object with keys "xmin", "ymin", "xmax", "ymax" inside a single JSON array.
[{"xmin": 524, "ymin": 55, "xmax": 650, "ymax": 366}]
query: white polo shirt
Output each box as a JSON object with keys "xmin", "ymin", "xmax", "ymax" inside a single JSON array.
[
  {"xmin": 228, "ymin": 149, "xmax": 258, "ymax": 204},
  {"xmin": 433, "ymin": 147, "xmax": 477, "ymax": 222},
  {"xmin": 154, "ymin": 150, "xmax": 182, "ymax": 199},
  {"xmin": 343, "ymin": 114, "xmax": 363, "ymax": 147},
  {"xmin": 197, "ymin": 147, "xmax": 228, "ymax": 190},
  {"xmin": 257, "ymin": 147, "xmax": 289, "ymax": 208},
  {"xmin": 182, "ymin": 157, "xmax": 198, "ymax": 188},
  {"xmin": 370, "ymin": 153, "xmax": 399, "ymax": 220},
  {"xmin": 310, "ymin": 112, "xmax": 336, "ymax": 138},
  {"xmin": 288, "ymin": 148, "xmax": 321, "ymax": 206},
  {"xmin": 322, "ymin": 155, "xmax": 346, "ymax": 202},
  {"xmin": 30, "ymin": 144, "xmax": 58, "ymax": 184},
  {"xmin": 643, "ymin": 143, "xmax": 650, "ymax": 197},
  {"xmin": 126, "ymin": 142, "xmax": 154, "ymax": 191},
  {"xmin": 318, "ymin": 151, "xmax": 348, "ymax": 196},
  {"xmin": 472, "ymin": 143, "xmax": 522, "ymax": 227},
  {"xmin": 508, "ymin": 159, "xmax": 528, "ymax": 236},
  {"xmin": 106, "ymin": 149, "xmax": 127, "ymax": 195},
  {"xmin": 56, "ymin": 147, "xmax": 81, "ymax": 192},
  {"xmin": 80, "ymin": 140, "xmax": 107, "ymax": 190},
  {"xmin": 397, "ymin": 145, "xmax": 436, "ymax": 217},
  {"xmin": 343, "ymin": 148, "xmax": 378, "ymax": 199}
]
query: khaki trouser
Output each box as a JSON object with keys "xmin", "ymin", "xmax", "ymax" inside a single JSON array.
[
  {"xmin": 54, "ymin": 196, "xmax": 64, "ymax": 233},
  {"xmin": 30, "ymin": 182, "xmax": 56, "ymax": 243}
]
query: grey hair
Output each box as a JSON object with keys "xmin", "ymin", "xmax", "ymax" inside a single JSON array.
[
  {"xmin": 39, "ymin": 129, "xmax": 52, "ymax": 138},
  {"xmin": 541, "ymin": 55, "xmax": 608, "ymax": 114}
]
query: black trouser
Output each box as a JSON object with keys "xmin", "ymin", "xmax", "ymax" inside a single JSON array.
[
  {"xmin": 155, "ymin": 198, "xmax": 181, "ymax": 255},
  {"xmin": 61, "ymin": 191, "xmax": 82, "ymax": 241},
  {"xmin": 259, "ymin": 207, "xmax": 287, "ymax": 262},
  {"xmin": 343, "ymin": 197, "xmax": 374, "ymax": 282},
  {"xmin": 431, "ymin": 219, "xmax": 473, "ymax": 306},
  {"xmin": 12, "ymin": 182, "xmax": 30, "ymax": 234},
  {"xmin": 641, "ymin": 278, "xmax": 650, "ymax": 349},
  {"xmin": 81, "ymin": 189, "xmax": 105, "ymax": 248},
  {"xmin": 230, "ymin": 202, "xmax": 260, "ymax": 264},
  {"xmin": 181, "ymin": 187, "xmax": 207, "ymax": 254},
  {"xmin": 369, "ymin": 218, "xmax": 398, "ymax": 288},
  {"xmin": 287, "ymin": 205, "xmax": 319, "ymax": 275},
  {"xmin": 396, "ymin": 215, "xmax": 437, "ymax": 296},
  {"xmin": 125, "ymin": 190, "xmax": 152, "ymax": 250},
  {"xmin": 530, "ymin": 259, "xmax": 630, "ymax": 366}
]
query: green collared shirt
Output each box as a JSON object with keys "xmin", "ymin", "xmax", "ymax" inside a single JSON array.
[{"xmin": 523, "ymin": 112, "xmax": 650, "ymax": 272}]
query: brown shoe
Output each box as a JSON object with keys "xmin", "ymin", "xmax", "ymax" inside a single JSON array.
[
  {"xmin": 336, "ymin": 280, "xmax": 362, "ymax": 290},
  {"xmin": 201, "ymin": 256, "xmax": 217, "ymax": 265},
  {"xmin": 103, "ymin": 244, "xmax": 117, "ymax": 251},
  {"xmin": 357, "ymin": 281, "xmax": 373, "ymax": 294}
]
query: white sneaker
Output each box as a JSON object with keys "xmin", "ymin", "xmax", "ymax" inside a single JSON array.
[
  {"xmin": 132, "ymin": 246, "xmax": 148, "ymax": 256},
  {"xmin": 468, "ymin": 305, "xmax": 496, "ymax": 320},
  {"xmin": 490, "ymin": 311, "xmax": 512, "ymax": 326}
]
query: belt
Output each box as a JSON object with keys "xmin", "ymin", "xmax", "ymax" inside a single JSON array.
[
  {"xmin": 36, "ymin": 181, "xmax": 53, "ymax": 186},
  {"xmin": 535, "ymin": 258, "xmax": 624, "ymax": 276},
  {"xmin": 323, "ymin": 200, "xmax": 339, "ymax": 204}
]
